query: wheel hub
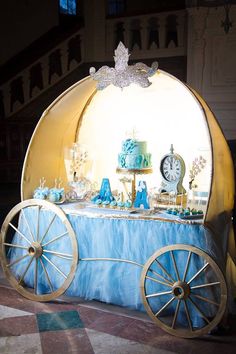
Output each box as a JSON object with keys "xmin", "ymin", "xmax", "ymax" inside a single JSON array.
[
  {"xmin": 172, "ymin": 281, "xmax": 190, "ymax": 300},
  {"xmin": 27, "ymin": 242, "xmax": 42, "ymax": 258}
]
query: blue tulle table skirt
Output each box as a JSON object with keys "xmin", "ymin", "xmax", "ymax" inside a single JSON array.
[
  {"xmin": 9, "ymin": 205, "xmax": 227, "ymax": 319},
  {"xmin": 66, "ymin": 212, "xmax": 225, "ymax": 307}
]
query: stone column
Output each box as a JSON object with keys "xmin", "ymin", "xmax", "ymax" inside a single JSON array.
[
  {"xmin": 83, "ymin": 0, "xmax": 106, "ymax": 62},
  {"xmin": 177, "ymin": 11, "xmax": 187, "ymax": 49},
  {"xmin": 123, "ymin": 18, "xmax": 130, "ymax": 48},
  {"xmin": 158, "ymin": 16, "xmax": 166, "ymax": 49},
  {"xmin": 186, "ymin": 7, "xmax": 209, "ymax": 94},
  {"xmin": 105, "ymin": 20, "xmax": 115, "ymax": 57},
  {"xmin": 140, "ymin": 17, "xmax": 148, "ymax": 51}
]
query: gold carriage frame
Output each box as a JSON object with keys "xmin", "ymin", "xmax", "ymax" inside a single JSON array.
[{"xmin": 0, "ymin": 71, "xmax": 235, "ymax": 339}]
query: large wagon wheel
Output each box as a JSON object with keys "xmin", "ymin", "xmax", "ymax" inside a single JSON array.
[
  {"xmin": 140, "ymin": 244, "xmax": 227, "ymax": 338},
  {"xmin": 0, "ymin": 199, "xmax": 78, "ymax": 301}
]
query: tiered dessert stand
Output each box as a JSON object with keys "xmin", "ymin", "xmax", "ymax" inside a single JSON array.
[{"xmin": 116, "ymin": 167, "xmax": 152, "ymax": 202}]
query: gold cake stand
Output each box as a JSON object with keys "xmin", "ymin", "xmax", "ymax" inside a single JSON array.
[{"xmin": 116, "ymin": 167, "xmax": 153, "ymax": 202}]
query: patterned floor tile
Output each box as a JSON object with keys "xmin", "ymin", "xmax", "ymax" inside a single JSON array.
[
  {"xmin": 86, "ymin": 328, "xmax": 176, "ymax": 354},
  {"xmin": 37, "ymin": 310, "xmax": 84, "ymax": 332},
  {"xmin": 1, "ymin": 275, "xmax": 236, "ymax": 354},
  {"xmin": 0, "ymin": 333, "xmax": 42, "ymax": 354},
  {"xmin": 79, "ymin": 306, "xmax": 134, "ymax": 336},
  {"xmin": 0, "ymin": 304, "xmax": 33, "ymax": 320},
  {"xmin": 0, "ymin": 315, "xmax": 37, "ymax": 337},
  {"xmin": 40, "ymin": 328, "xmax": 94, "ymax": 354},
  {"xmin": 118, "ymin": 317, "xmax": 164, "ymax": 343},
  {"xmin": 0, "ymin": 286, "xmax": 78, "ymax": 315}
]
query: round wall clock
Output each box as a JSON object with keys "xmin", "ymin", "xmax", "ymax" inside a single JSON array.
[{"xmin": 160, "ymin": 144, "xmax": 186, "ymax": 194}]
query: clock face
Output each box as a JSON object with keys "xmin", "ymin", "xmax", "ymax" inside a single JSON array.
[{"xmin": 161, "ymin": 156, "xmax": 182, "ymax": 182}]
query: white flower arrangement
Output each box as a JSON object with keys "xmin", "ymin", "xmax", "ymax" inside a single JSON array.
[
  {"xmin": 189, "ymin": 156, "xmax": 206, "ymax": 189},
  {"xmin": 69, "ymin": 144, "xmax": 88, "ymax": 181}
]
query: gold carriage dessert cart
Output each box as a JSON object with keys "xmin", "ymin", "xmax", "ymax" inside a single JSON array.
[{"xmin": 0, "ymin": 43, "xmax": 235, "ymax": 339}]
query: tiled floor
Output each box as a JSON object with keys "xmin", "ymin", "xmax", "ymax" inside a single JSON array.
[{"xmin": 0, "ymin": 270, "xmax": 236, "ymax": 354}]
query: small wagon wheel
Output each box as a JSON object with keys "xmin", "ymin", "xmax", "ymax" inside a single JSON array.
[
  {"xmin": 140, "ymin": 244, "xmax": 227, "ymax": 338},
  {"xmin": 0, "ymin": 199, "xmax": 78, "ymax": 302}
]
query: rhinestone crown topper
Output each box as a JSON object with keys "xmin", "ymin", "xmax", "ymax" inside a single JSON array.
[{"xmin": 89, "ymin": 42, "xmax": 158, "ymax": 90}]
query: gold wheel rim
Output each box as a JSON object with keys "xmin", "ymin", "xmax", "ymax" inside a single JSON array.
[
  {"xmin": 140, "ymin": 244, "xmax": 227, "ymax": 338},
  {"xmin": 0, "ymin": 199, "xmax": 78, "ymax": 302}
]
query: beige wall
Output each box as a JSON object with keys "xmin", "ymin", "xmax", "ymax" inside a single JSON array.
[{"xmin": 187, "ymin": 5, "xmax": 236, "ymax": 140}]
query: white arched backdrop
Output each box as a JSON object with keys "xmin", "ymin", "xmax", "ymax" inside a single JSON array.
[{"xmin": 77, "ymin": 71, "xmax": 212, "ymax": 195}]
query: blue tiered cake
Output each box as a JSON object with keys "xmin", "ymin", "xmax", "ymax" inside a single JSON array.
[{"xmin": 118, "ymin": 138, "xmax": 152, "ymax": 170}]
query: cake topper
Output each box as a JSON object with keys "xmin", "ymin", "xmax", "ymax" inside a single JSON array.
[
  {"xmin": 90, "ymin": 42, "xmax": 158, "ymax": 90},
  {"xmin": 126, "ymin": 126, "xmax": 139, "ymax": 140}
]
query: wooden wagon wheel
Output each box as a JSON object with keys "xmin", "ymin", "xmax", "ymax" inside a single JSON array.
[
  {"xmin": 140, "ymin": 244, "xmax": 227, "ymax": 338},
  {"xmin": 0, "ymin": 199, "xmax": 78, "ymax": 302}
]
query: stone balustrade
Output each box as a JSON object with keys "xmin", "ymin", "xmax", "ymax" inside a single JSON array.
[
  {"xmin": 0, "ymin": 9, "xmax": 187, "ymax": 118},
  {"xmin": 0, "ymin": 29, "xmax": 85, "ymax": 118},
  {"xmin": 105, "ymin": 9, "xmax": 187, "ymax": 60}
]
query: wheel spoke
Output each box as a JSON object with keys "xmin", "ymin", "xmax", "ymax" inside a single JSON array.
[
  {"xmin": 154, "ymin": 258, "xmax": 175, "ymax": 283},
  {"xmin": 42, "ymin": 231, "xmax": 68, "ymax": 247},
  {"xmin": 43, "ymin": 249, "xmax": 73, "ymax": 260},
  {"xmin": 155, "ymin": 296, "xmax": 175, "ymax": 317},
  {"xmin": 9, "ymin": 223, "xmax": 31, "ymax": 245},
  {"xmin": 146, "ymin": 290, "xmax": 173, "ymax": 298},
  {"xmin": 149, "ymin": 268, "xmax": 173, "ymax": 286},
  {"xmin": 39, "ymin": 258, "xmax": 53, "ymax": 292},
  {"xmin": 34, "ymin": 258, "xmax": 38, "ymax": 294},
  {"xmin": 145, "ymin": 275, "xmax": 173, "ymax": 288},
  {"xmin": 170, "ymin": 251, "xmax": 180, "ymax": 281},
  {"xmin": 141, "ymin": 245, "xmax": 227, "ymax": 338},
  {"xmin": 36, "ymin": 206, "xmax": 41, "ymax": 241},
  {"xmin": 7, "ymin": 253, "xmax": 29, "ymax": 268},
  {"xmin": 21, "ymin": 209, "xmax": 35, "ymax": 242},
  {"xmin": 3, "ymin": 242, "xmax": 28, "ymax": 250},
  {"xmin": 1, "ymin": 199, "xmax": 77, "ymax": 302},
  {"xmin": 191, "ymin": 281, "xmax": 220, "ymax": 290},
  {"xmin": 182, "ymin": 251, "xmax": 192, "ymax": 282},
  {"xmin": 171, "ymin": 299, "xmax": 180, "ymax": 329},
  {"xmin": 188, "ymin": 296, "xmax": 210, "ymax": 324},
  {"xmin": 184, "ymin": 299, "xmax": 193, "ymax": 331},
  {"xmin": 18, "ymin": 256, "xmax": 34, "ymax": 285},
  {"xmin": 191, "ymin": 293, "xmax": 220, "ymax": 307},
  {"xmin": 40, "ymin": 214, "xmax": 56, "ymax": 244},
  {"xmin": 187, "ymin": 262, "xmax": 209, "ymax": 285},
  {"xmin": 42, "ymin": 254, "xmax": 67, "ymax": 279}
]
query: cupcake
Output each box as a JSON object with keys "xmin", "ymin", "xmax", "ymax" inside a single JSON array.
[
  {"xmin": 117, "ymin": 201, "xmax": 125, "ymax": 208},
  {"xmin": 95, "ymin": 198, "xmax": 102, "ymax": 206},
  {"xmin": 124, "ymin": 200, "xmax": 132, "ymax": 209},
  {"xmin": 102, "ymin": 200, "xmax": 110, "ymax": 207},
  {"xmin": 110, "ymin": 200, "xmax": 117, "ymax": 208},
  {"xmin": 184, "ymin": 208, "xmax": 190, "ymax": 216}
]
